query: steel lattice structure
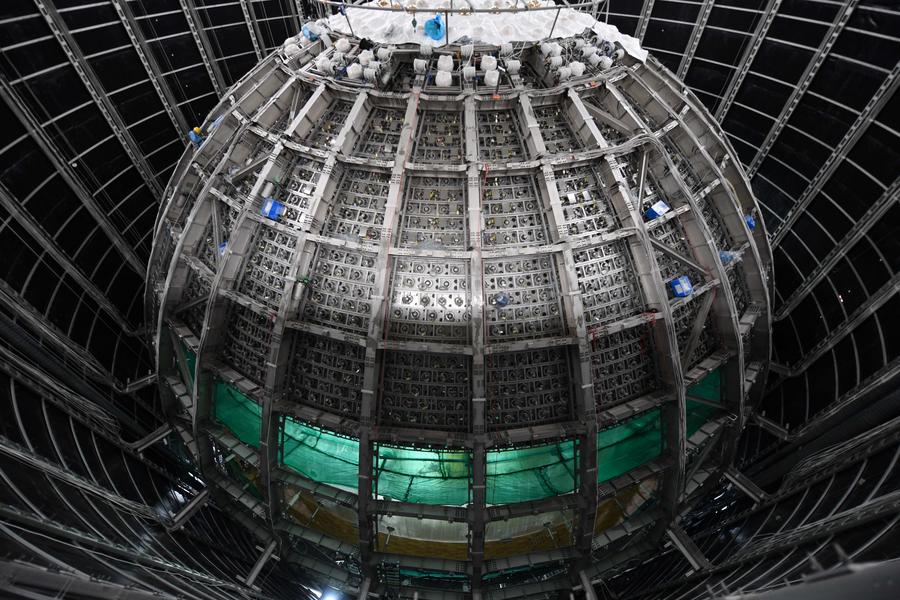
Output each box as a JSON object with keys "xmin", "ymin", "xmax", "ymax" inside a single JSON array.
[{"xmin": 147, "ymin": 22, "xmax": 771, "ymax": 597}]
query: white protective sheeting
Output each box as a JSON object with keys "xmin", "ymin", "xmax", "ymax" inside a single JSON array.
[{"xmin": 324, "ymin": 0, "xmax": 647, "ymax": 61}]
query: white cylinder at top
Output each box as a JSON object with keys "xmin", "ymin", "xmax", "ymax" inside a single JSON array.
[
  {"xmin": 437, "ymin": 55, "xmax": 454, "ymax": 72},
  {"xmin": 347, "ymin": 63, "xmax": 363, "ymax": 79}
]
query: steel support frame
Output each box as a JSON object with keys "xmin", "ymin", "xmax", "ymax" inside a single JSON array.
[
  {"xmin": 714, "ymin": 0, "xmax": 782, "ymax": 122},
  {"xmin": 724, "ymin": 466, "xmax": 769, "ymax": 504},
  {"xmin": 463, "ymin": 94, "xmax": 488, "ymax": 594},
  {"xmin": 110, "ymin": 0, "xmax": 190, "ymax": 136},
  {"xmin": 0, "ymin": 78, "xmax": 146, "ymax": 275},
  {"xmin": 146, "ymin": 47, "xmax": 772, "ymax": 596},
  {"xmin": 260, "ymin": 81, "xmax": 348, "ymax": 554},
  {"xmin": 677, "ymin": 0, "xmax": 714, "ymax": 80},
  {"xmin": 600, "ymin": 130, "xmax": 686, "ymax": 550},
  {"xmin": 239, "ymin": 0, "xmax": 266, "ymax": 62},
  {"xmin": 775, "ymin": 180, "xmax": 898, "ymax": 320},
  {"xmin": 180, "ymin": 0, "xmax": 227, "ymax": 96},
  {"xmin": 0, "ymin": 282, "xmax": 118, "ymax": 387},
  {"xmin": 636, "ymin": 0, "xmax": 655, "ymax": 43},
  {"xmin": 746, "ymin": 0, "xmax": 858, "ymax": 177},
  {"xmin": 0, "ymin": 560, "xmax": 181, "ymax": 600},
  {"xmin": 0, "ymin": 506, "xmax": 266, "ymax": 596},
  {"xmin": 602, "ymin": 67, "xmax": 762, "ymax": 549},
  {"xmin": 771, "ymin": 63, "xmax": 900, "ymax": 245},
  {"xmin": 32, "ymin": 0, "xmax": 164, "ymax": 199},
  {"xmin": 0, "ymin": 435, "xmax": 159, "ymax": 518},
  {"xmin": 667, "ymin": 523, "xmax": 712, "ymax": 571},
  {"xmin": 0, "ymin": 182, "xmax": 139, "ymax": 336},
  {"xmin": 775, "ymin": 271, "xmax": 900, "ymax": 377},
  {"xmin": 630, "ymin": 59, "xmax": 773, "ymax": 423},
  {"xmin": 357, "ymin": 90, "xmax": 419, "ymax": 589}
]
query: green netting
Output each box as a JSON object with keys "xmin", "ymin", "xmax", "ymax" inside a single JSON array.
[
  {"xmin": 686, "ymin": 368, "xmax": 721, "ymax": 438},
  {"xmin": 688, "ymin": 368, "xmax": 720, "ymax": 403},
  {"xmin": 597, "ymin": 408, "xmax": 662, "ymax": 483},
  {"xmin": 486, "ymin": 441, "xmax": 576, "ymax": 504},
  {"xmin": 375, "ymin": 445, "xmax": 471, "ymax": 505},
  {"xmin": 214, "ymin": 381, "xmax": 261, "ymax": 447},
  {"xmin": 225, "ymin": 458, "xmax": 263, "ymax": 500},
  {"xmin": 281, "ymin": 417, "xmax": 359, "ymax": 490},
  {"xmin": 400, "ymin": 569, "xmax": 468, "ymax": 581},
  {"xmin": 686, "ymin": 400, "xmax": 718, "ymax": 438},
  {"xmin": 182, "ymin": 343, "xmax": 196, "ymax": 383}
]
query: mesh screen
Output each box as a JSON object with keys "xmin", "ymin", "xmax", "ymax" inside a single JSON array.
[
  {"xmin": 486, "ymin": 441, "xmax": 577, "ymax": 504},
  {"xmin": 598, "ymin": 408, "xmax": 662, "ymax": 483},
  {"xmin": 375, "ymin": 445, "xmax": 471, "ymax": 505},
  {"xmin": 282, "ymin": 417, "xmax": 359, "ymax": 490},
  {"xmin": 210, "ymin": 371, "xmax": 723, "ymax": 504},
  {"xmin": 214, "ymin": 381, "xmax": 260, "ymax": 447},
  {"xmin": 687, "ymin": 368, "xmax": 721, "ymax": 436}
]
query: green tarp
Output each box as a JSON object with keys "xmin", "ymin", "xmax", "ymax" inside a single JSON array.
[
  {"xmin": 214, "ymin": 381, "xmax": 260, "ymax": 447},
  {"xmin": 375, "ymin": 445, "xmax": 471, "ymax": 505},
  {"xmin": 598, "ymin": 408, "xmax": 662, "ymax": 483},
  {"xmin": 486, "ymin": 440, "xmax": 576, "ymax": 504},
  {"xmin": 687, "ymin": 368, "xmax": 721, "ymax": 438},
  {"xmin": 282, "ymin": 417, "xmax": 359, "ymax": 489},
  {"xmin": 209, "ymin": 369, "xmax": 723, "ymax": 505},
  {"xmin": 183, "ymin": 343, "xmax": 196, "ymax": 382},
  {"xmin": 689, "ymin": 368, "xmax": 720, "ymax": 402}
]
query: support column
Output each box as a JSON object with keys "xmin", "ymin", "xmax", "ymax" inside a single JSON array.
[{"xmin": 358, "ymin": 90, "xmax": 419, "ymax": 586}]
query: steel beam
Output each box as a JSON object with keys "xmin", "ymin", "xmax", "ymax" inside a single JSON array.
[
  {"xmin": 777, "ymin": 271, "xmax": 900, "ymax": 377},
  {"xmin": 358, "ymin": 90, "xmax": 419, "ymax": 584},
  {"xmin": 677, "ymin": 0, "xmax": 714, "ymax": 80},
  {"xmin": 32, "ymin": 0, "xmax": 164, "ymax": 198},
  {"xmin": 0, "ymin": 78, "xmax": 146, "ymax": 275},
  {"xmin": 596, "ymin": 84, "xmax": 685, "ymax": 546},
  {"xmin": 772, "ymin": 63, "xmax": 900, "ymax": 245},
  {"xmin": 746, "ymin": 0, "xmax": 858, "ymax": 177},
  {"xmin": 636, "ymin": 0, "xmax": 655, "ymax": 42},
  {"xmin": 752, "ymin": 412, "xmax": 790, "ymax": 440},
  {"xmin": 0, "ymin": 182, "xmax": 139, "ymax": 336},
  {"xmin": 244, "ymin": 539, "xmax": 278, "ymax": 587},
  {"xmin": 180, "ymin": 0, "xmax": 227, "ymax": 97},
  {"xmin": 258, "ymin": 77, "xmax": 325, "ymax": 535},
  {"xmin": 0, "ymin": 508, "xmax": 259, "ymax": 594},
  {"xmin": 465, "ymin": 95, "xmax": 488, "ymax": 593},
  {"xmin": 724, "ymin": 466, "xmax": 769, "ymax": 504},
  {"xmin": 111, "ymin": 0, "xmax": 189, "ymax": 136},
  {"xmin": 715, "ymin": 0, "xmax": 782, "ymax": 121},
  {"xmin": 667, "ymin": 523, "xmax": 712, "ymax": 571},
  {"xmin": 0, "ymin": 560, "xmax": 180, "ymax": 600},
  {"xmin": 167, "ymin": 488, "xmax": 210, "ymax": 531},
  {"xmin": 0, "ymin": 435, "xmax": 158, "ymax": 518},
  {"xmin": 0, "ymin": 282, "xmax": 116, "ymax": 386},
  {"xmin": 239, "ymin": 0, "xmax": 266, "ymax": 62},
  {"xmin": 775, "ymin": 180, "xmax": 898, "ymax": 320},
  {"xmin": 123, "ymin": 423, "xmax": 174, "ymax": 453}
]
